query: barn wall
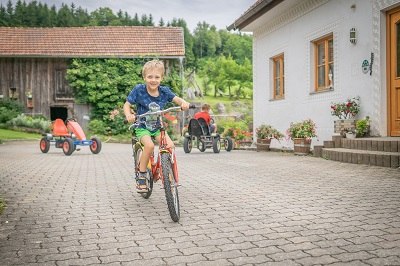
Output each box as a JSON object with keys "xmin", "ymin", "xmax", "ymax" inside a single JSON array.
[{"xmin": 0, "ymin": 57, "xmax": 88, "ymax": 125}]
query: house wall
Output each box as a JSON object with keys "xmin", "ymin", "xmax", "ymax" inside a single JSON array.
[{"xmin": 250, "ymin": 0, "xmax": 400, "ymax": 149}]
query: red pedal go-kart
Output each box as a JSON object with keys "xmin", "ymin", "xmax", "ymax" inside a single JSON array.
[{"xmin": 39, "ymin": 118, "xmax": 102, "ymax": 156}]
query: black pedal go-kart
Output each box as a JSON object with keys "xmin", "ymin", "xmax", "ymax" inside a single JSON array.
[{"xmin": 183, "ymin": 118, "xmax": 233, "ymax": 153}]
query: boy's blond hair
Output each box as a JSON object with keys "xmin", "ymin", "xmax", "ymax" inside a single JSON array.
[{"xmin": 142, "ymin": 60, "xmax": 165, "ymax": 77}]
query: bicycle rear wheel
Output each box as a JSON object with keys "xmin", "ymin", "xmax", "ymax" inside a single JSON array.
[
  {"xmin": 134, "ymin": 144, "xmax": 153, "ymax": 199},
  {"xmin": 160, "ymin": 153, "xmax": 180, "ymax": 222}
]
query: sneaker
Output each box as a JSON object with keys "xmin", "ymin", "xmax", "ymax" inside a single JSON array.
[{"xmin": 136, "ymin": 172, "xmax": 148, "ymax": 193}]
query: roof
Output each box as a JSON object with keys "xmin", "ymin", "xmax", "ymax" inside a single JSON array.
[
  {"xmin": 0, "ymin": 26, "xmax": 185, "ymax": 58},
  {"xmin": 227, "ymin": 0, "xmax": 284, "ymax": 31}
]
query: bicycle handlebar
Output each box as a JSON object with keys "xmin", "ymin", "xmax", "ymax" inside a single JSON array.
[{"xmin": 126, "ymin": 104, "xmax": 196, "ymax": 130}]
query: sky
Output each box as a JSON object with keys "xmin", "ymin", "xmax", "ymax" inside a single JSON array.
[{"xmin": 0, "ymin": 0, "xmax": 255, "ymax": 32}]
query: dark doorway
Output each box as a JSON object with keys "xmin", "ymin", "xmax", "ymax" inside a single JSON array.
[{"xmin": 50, "ymin": 107, "xmax": 68, "ymax": 121}]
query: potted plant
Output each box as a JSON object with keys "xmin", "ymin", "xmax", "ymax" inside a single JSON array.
[
  {"xmin": 221, "ymin": 120, "xmax": 251, "ymax": 149},
  {"xmin": 355, "ymin": 116, "xmax": 370, "ymax": 137},
  {"xmin": 330, "ymin": 96, "xmax": 360, "ymax": 136},
  {"xmin": 255, "ymin": 124, "xmax": 284, "ymax": 151},
  {"xmin": 26, "ymin": 90, "xmax": 33, "ymax": 108},
  {"xmin": 287, "ymin": 119, "xmax": 317, "ymax": 155}
]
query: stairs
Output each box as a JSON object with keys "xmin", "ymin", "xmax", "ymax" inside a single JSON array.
[{"xmin": 313, "ymin": 136, "xmax": 400, "ymax": 168}]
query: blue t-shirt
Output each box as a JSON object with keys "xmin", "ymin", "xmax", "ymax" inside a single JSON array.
[
  {"xmin": 126, "ymin": 84, "xmax": 176, "ymax": 131},
  {"xmin": 126, "ymin": 84, "xmax": 176, "ymax": 115}
]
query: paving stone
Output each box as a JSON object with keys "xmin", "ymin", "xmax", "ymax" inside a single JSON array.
[
  {"xmin": 332, "ymin": 251, "xmax": 377, "ymax": 261},
  {"xmin": 1, "ymin": 142, "xmax": 400, "ymax": 265},
  {"xmin": 296, "ymin": 254, "xmax": 339, "ymax": 265}
]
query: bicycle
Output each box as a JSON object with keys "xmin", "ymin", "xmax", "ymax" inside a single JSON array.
[{"xmin": 128, "ymin": 105, "xmax": 194, "ymax": 222}]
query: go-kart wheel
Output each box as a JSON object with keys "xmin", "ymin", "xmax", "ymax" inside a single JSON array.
[
  {"xmin": 198, "ymin": 140, "xmax": 206, "ymax": 152},
  {"xmin": 63, "ymin": 138, "xmax": 74, "ymax": 156},
  {"xmin": 90, "ymin": 137, "xmax": 102, "ymax": 154},
  {"xmin": 212, "ymin": 137, "xmax": 221, "ymax": 153},
  {"xmin": 183, "ymin": 137, "xmax": 192, "ymax": 153},
  {"xmin": 39, "ymin": 137, "xmax": 50, "ymax": 153},
  {"xmin": 224, "ymin": 137, "xmax": 234, "ymax": 152}
]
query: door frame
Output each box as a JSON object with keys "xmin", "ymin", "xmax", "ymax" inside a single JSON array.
[{"xmin": 386, "ymin": 6, "xmax": 400, "ymax": 136}]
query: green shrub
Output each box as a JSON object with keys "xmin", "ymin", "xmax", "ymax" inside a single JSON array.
[
  {"xmin": 356, "ymin": 116, "xmax": 370, "ymax": 137},
  {"xmin": 0, "ymin": 99, "xmax": 23, "ymax": 123},
  {"xmin": 7, "ymin": 114, "xmax": 51, "ymax": 132},
  {"xmin": 219, "ymin": 120, "xmax": 249, "ymax": 140},
  {"xmin": 88, "ymin": 119, "xmax": 107, "ymax": 135}
]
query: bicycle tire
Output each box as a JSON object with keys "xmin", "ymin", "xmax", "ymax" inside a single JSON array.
[
  {"xmin": 160, "ymin": 153, "xmax": 180, "ymax": 222},
  {"xmin": 134, "ymin": 144, "xmax": 153, "ymax": 199}
]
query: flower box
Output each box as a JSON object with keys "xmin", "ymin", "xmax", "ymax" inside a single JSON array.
[
  {"xmin": 256, "ymin": 138, "xmax": 271, "ymax": 151},
  {"xmin": 334, "ymin": 119, "xmax": 356, "ymax": 136},
  {"xmin": 293, "ymin": 138, "xmax": 311, "ymax": 155}
]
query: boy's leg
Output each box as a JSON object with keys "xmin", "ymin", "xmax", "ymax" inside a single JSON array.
[
  {"xmin": 139, "ymin": 135, "xmax": 154, "ymax": 172},
  {"xmin": 136, "ymin": 135, "xmax": 154, "ymax": 192},
  {"xmin": 209, "ymin": 124, "xmax": 217, "ymax": 134}
]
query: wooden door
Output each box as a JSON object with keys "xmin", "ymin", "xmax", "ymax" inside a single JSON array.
[{"xmin": 388, "ymin": 8, "xmax": 400, "ymax": 136}]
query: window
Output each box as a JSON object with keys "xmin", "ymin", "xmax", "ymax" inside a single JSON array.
[
  {"xmin": 314, "ymin": 34, "xmax": 333, "ymax": 91},
  {"xmin": 272, "ymin": 53, "xmax": 284, "ymax": 99}
]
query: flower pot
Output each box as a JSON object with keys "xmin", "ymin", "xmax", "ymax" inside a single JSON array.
[
  {"xmin": 256, "ymin": 138, "xmax": 271, "ymax": 151},
  {"xmin": 26, "ymin": 98, "xmax": 33, "ymax": 108},
  {"xmin": 293, "ymin": 138, "xmax": 311, "ymax": 155},
  {"xmin": 345, "ymin": 132, "xmax": 356, "ymax": 139}
]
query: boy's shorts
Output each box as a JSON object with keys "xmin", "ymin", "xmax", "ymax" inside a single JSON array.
[{"xmin": 135, "ymin": 128, "xmax": 161, "ymax": 140}]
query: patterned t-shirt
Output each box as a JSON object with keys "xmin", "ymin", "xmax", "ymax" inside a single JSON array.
[
  {"xmin": 126, "ymin": 84, "xmax": 176, "ymax": 130},
  {"xmin": 126, "ymin": 84, "xmax": 176, "ymax": 114}
]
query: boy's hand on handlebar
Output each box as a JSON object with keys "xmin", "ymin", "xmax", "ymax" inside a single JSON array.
[
  {"xmin": 126, "ymin": 113, "xmax": 136, "ymax": 123},
  {"xmin": 180, "ymin": 101, "xmax": 190, "ymax": 111}
]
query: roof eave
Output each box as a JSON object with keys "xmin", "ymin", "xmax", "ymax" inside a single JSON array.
[
  {"xmin": 0, "ymin": 54, "xmax": 185, "ymax": 59},
  {"xmin": 227, "ymin": 0, "xmax": 285, "ymax": 31}
]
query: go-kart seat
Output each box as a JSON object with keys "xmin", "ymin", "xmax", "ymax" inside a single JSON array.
[
  {"xmin": 197, "ymin": 118, "xmax": 210, "ymax": 136},
  {"xmin": 52, "ymin": 118, "xmax": 70, "ymax": 136},
  {"xmin": 188, "ymin": 118, "xmax": 210, "ymax": 137}
]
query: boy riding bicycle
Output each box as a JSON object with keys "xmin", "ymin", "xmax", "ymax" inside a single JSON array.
[{"xmin": 123, "ymin": 60, "xmax": 190, "ymax": 192}]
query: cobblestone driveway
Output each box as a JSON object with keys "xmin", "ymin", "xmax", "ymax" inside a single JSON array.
[{"xmin": 0, "ymin": 141, "xmax": 399, "ymax": 265}]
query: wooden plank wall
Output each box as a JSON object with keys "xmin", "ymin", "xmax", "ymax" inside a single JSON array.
[{"xmin": 0, "ymin": 57, "xmax": 76, "ymax": 118}]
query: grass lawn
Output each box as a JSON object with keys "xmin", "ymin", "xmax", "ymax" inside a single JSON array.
[
  {"xmin": 0, "ymin": 128, "xmax": 42, "ymax": 141},
  {"xmin": 0, "ymin": 197, "xmax": 5, "ymax": 215}
]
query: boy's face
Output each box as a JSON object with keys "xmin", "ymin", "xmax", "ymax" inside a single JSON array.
[{"xmin": 144, "ymin": 68, "xmax": 163, "ymax": 91}]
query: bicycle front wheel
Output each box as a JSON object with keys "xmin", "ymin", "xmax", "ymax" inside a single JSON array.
[{"xmin": 161, "ymin": 153, "xmax": 180, "ymax": 222}]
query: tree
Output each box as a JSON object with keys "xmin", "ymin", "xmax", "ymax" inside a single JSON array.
[
  {"xmin": 57, "ymin": 3, "xmax": 74, "ymax": 26},
  {"xmin": 219, "ymin": 30, "xmax": 252, "ymax": 64},
  {"xmin": 198, "ymin": 55, "xmax": 252, "ymax": 99},
  {"xmin": 193, "ymin": 22, "xmax": 221, "ymax": 59},
  {"xmin": 170, "ymin": 18, "xmax": 195, "ymax": 69},
  {"xmin": 89, "ymin": 7, "xmax": 117, "ymax": 26},
  {"xmin": 0, "ymin": 5, "xmax": 7, "ymax": 26},
  {"xmin": 13, "ymin": 0, "xmax": 27, "ymax": 26},
  {"xmin": 158, "ymin": 17, "xmax": 165, "ymax": 27}
]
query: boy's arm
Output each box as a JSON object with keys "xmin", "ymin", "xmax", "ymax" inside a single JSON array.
[
  {"xmin": 123, "ymin": 101, "xmax": 136, "ymax": 123},
  {"xmin": 172, "ymin": 96, "xmax": 190, "ymax": 110}
]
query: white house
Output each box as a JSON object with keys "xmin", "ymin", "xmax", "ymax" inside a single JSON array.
[{"xmin": 228, "ymin": 0, "xmax": 400, "ymax": 149}]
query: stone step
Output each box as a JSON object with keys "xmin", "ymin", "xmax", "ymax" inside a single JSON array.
[
  {"xmin": 322, "ymin": 148, "xmax": 400, "ymax": 168},
  {"xmin": 340, "ymin": 138, "xmax": 400, "ymax": 152}
]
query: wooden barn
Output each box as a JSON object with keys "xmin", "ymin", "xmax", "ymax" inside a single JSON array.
[{"xmin": 0, "ymin": 26, "xmax": 185, "ymax": 128}]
